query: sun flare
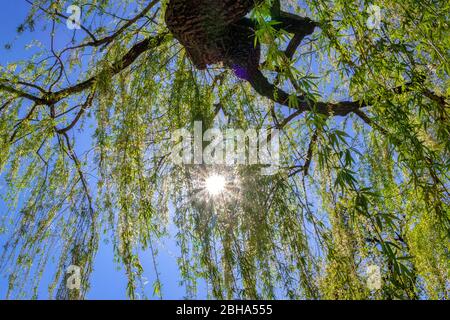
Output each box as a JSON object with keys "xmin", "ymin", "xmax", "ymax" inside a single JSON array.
[{"xmin": 205, "ymin": 174, "xmax": 226, "ymax": 196}]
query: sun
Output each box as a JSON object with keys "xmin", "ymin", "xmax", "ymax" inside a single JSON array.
[
  {"xmin": 205, "ymin": 174, "xmax": 226, "ymax": 196},
  {"xmin": 189, "ymin": 169, "xmax": 240, "ymax": 204}
]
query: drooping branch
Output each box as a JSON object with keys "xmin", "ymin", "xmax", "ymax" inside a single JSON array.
[
  {"xmin": 60, "ymin": 0, "xmax": 160, "ymax": 53},
  {"xmin": 24, "ymin": 0, "xmax": 98, "ymax": 43},
  {"xmin": 353, "ymin": 109, "xmax": 388, "ymax": 135},
  {"xmin": 55, "ymin": 92, "xmax": 95, "ymax": 134}
]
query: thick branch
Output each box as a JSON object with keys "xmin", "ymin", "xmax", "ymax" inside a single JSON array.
[
  {"xmin": 248, "ymin": 69, "xmax": 364, "ymax": 116},
  {"xmin": 0, "ymin": 34, "xmax": 166, "ymax": 108},
  {"xmin": 49, "ymin": 34, "xmax": 167, "ymax": 103},
  {"xmin": 0, "ymin": 82, "xmax": 46, "ymax": 105},
  {"xmin": 0, "ymin": 33, "xmax": 168, "ymax": 106}
]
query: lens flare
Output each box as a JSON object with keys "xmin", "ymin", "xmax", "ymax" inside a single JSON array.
[{"xmin": 205, "ymin": 174, "xmax": 226, "ymax": 196}]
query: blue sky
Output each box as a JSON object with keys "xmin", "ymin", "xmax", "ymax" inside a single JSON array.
[{"xmin": 0, "ymin": 0, "xmax": 197, "ymax": 300}]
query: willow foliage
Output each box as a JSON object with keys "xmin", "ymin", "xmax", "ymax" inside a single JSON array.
[{"xmin": 0, "ymin": 0, "xmax": 448, "ymax": 299}]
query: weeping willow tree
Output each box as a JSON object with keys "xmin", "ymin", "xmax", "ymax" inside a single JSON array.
[{"xmin": 0, "ymin": 0, "xmax": 448, "ymax": 300}]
